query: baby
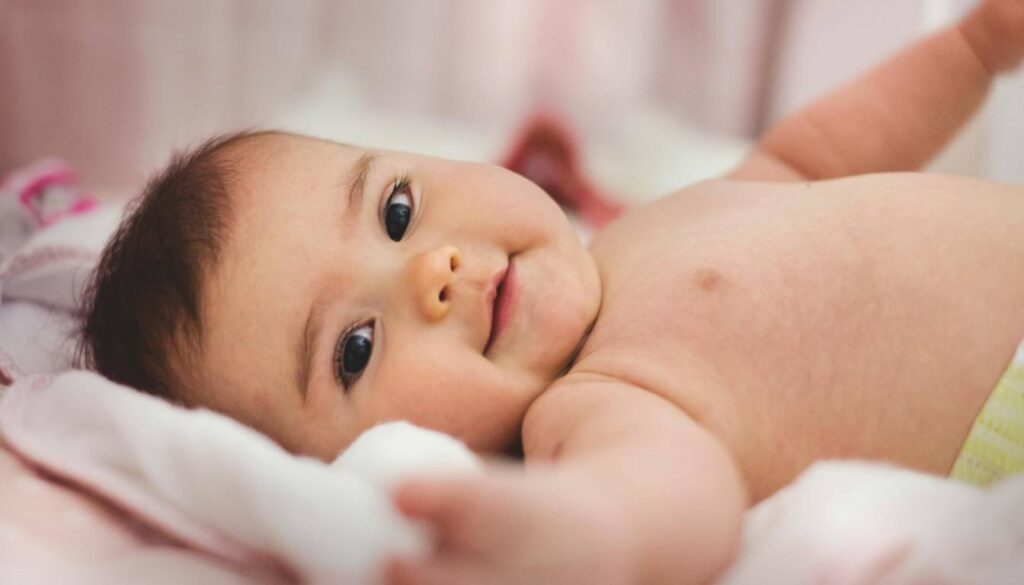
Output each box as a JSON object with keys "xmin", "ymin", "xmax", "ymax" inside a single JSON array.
[{"xmin": 80, "ymin": 1, "xmax": 1024, "ymax": 583}]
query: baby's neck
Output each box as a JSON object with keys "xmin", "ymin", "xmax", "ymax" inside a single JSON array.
[{"xmin": 556, "ymin": 311, "xmax": 597, "ymax": 378}]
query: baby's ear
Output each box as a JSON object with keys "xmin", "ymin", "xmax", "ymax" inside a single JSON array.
[{"xmin": 330, "ymin": 421, "xmax": 481, "ymax": 492}]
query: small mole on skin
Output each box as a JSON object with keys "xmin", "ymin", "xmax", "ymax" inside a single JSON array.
[{"xmin": 693, "ymin": 268, "xmax": 725, "ymax": 292}]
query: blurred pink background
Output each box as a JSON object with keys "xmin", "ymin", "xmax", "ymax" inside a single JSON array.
[{"xmin": 1, "ymin": 0, "xmax": 1022, "ymax": 202}]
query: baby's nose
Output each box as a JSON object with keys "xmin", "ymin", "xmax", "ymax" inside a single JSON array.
[{"xmin": 409, "ymin": 245, "xmax": 461, "ymax": 322}]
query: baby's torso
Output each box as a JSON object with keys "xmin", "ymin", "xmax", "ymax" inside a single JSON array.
[{"xmin": 575, "ymin": 172, "xmax": 1024, "ymax": 501}]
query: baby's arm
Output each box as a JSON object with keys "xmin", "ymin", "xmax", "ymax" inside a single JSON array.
[
  {"xmin": 524, "ymin": 378, "xmax": 748, "ymax": 584},
  {"xmin": 732, "ymin": 0, "xmax": 1024, "ymax": 181},
  {"xmin": 391, "ymin": 377, "xmax": 747, "ymax": 585}
]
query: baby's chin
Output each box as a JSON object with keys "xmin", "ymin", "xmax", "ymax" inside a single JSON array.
[
  {"xmin": 536, "ymin": 265, "xmax": 601, "ymax": 379},
  {"xmin": 509, "ymin": 316, "xmax": 587, "ymax": 391},
  {"xmin": 474, "ymin": 329, "xmax": 588, "ymax": 457}
]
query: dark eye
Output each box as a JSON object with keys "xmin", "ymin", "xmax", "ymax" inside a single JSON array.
[
  {"xmin": 384, "ymin": 178, "xmax": 413, "ymax": 241},
  {"xmin": 334, "ymin": 322, "xmax": 374, "ymax": 389}
]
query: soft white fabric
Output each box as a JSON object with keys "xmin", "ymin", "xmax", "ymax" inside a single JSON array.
[
  {"xmin": 720, "ymin": 462, "xmax": 1024, "ymax": 585},
  {"xmin": 336, "ymin": 418, "xmax": 482, "ymax": 492},
  {"xmin": 0, "ymin": 202, "xmax": 122, "ymax": 376},
  {"xmin": 0, "ymin": 373, "xmax": 479, "ymax": 584},
  {"xmin": 5, "ymin": 370, "xmax": 1024, "ymax": 584}
]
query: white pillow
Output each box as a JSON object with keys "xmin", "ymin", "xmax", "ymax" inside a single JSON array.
[{"xmin": 0, "ymin": 203, "xmax": 122, "ymax": 377}]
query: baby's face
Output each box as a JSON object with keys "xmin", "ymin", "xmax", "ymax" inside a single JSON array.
[{"xmin": 189, "ymin": 134, "xmax": 600, "ymax": 459}]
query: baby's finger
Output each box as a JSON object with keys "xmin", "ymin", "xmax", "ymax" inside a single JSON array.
[
  {"xmin": 392, "ymin": 473, "xmax": 533, "ymax": 553},
  {"xmin": 392, "ymin": 475, "xmax": 467, "ymax": 521},
  {"xmin": 392, "ymin": 475, "xmax": 478, "ymax": 547},
  {"xmin": 392, "ymin": 460, "xmax": 520, "ymax": 520}
]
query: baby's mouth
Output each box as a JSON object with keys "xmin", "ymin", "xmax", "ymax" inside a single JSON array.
[{"xmin": 484, "ymin": 257, "xmax": 517, "ymax": 354}]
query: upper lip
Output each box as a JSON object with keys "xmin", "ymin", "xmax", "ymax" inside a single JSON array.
[{"xmin": 484, "ymin": 263, "xmax": 509, "ymax": 353}]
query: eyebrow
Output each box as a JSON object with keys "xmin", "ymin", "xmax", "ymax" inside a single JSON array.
[
  {"xmin": 296, "ymin": 151, "xmax": 378, "ymax": 399},
  {"xmin": 342, "ymin": 151, "xmax": 377, "ymax": 222}
]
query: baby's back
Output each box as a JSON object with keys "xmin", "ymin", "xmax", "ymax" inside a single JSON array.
[{"xmin": 577, "ymin": 173, "xmax": 1024, "ymax": 501}]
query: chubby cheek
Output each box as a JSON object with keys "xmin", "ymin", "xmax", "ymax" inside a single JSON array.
[
  {"xmin": 443, "ymin": 162, "xmax": 564, "ymax": 245},
  {"xmin": 502, "ymin": 192, "xmax": 568, "ymax": 249},
  {"xmin": 284, "ymin": 385, "xmax": 363, "ymax": 461},
  {"xmin": 511, "ymin": 242, "xmax": 598, "ymax": 373},
  {"xmin": 368, "ymin": 349, "xmax": 533, "ymax": 453}
]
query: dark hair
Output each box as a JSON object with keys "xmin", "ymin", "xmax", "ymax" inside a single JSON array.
[{"xmin": 77, "ymin": 130, "xmax": 277, "ymax": 400}]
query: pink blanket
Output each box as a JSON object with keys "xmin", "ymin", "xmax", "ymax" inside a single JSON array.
[
  {"xmin": 0, "ymin": 439, "xmax": 265, "ymax": 584},
  {"xmin": 0, "ymin": 371, "xmax": 480, "ymax": 584}
]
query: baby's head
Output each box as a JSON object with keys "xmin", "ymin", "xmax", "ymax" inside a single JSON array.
[{"xmin": 80, "ymin": 131, "xmax": 600, "ymax": 459}]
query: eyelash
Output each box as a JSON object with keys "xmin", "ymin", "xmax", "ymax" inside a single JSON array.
[
  {"xmin": 380, "ymin": 175, "xmax": 412, "ymax": 236},
  {"xmin": 391, "ymin": 175, "xmax": 410, "ymax": 199},
  {"xmin": 334, "ymin": 320, "xmax": 374, "ymax": 390}
]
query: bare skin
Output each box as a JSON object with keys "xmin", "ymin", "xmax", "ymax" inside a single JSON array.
[
  {"xmin": 578, "ymin": 172, "xmax": 1024, "ymax": 502},
  {"xmin": 181, "ymin": 1, "xmax": 1024, "ymax": 584}
]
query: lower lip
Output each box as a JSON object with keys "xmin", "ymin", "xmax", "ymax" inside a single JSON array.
[{"xmin": 490, "ymin": 260, "xmax": 518, "ymax": 347}]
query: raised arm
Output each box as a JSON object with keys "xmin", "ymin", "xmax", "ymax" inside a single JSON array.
[{"xmin": 731, "ymin": 0, "xmax": 1024, "ymax": 181}]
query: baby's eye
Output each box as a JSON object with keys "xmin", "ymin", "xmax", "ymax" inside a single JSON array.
[
  {"xmin": 334, "ymin": 322, "xmax": 374, "ymax": 389},
  {"xmin": 383, "ymin": 178, "xmax": 413, "ymax": 241}
]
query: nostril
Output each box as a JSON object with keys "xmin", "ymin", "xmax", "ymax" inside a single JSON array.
[
  {"xmin": 450, "ymin": 253, "xmax": 460, "ymax": 271},
  {"xmin": 439, "ymin": 286, "xmax": 449, "ymax": 303}
]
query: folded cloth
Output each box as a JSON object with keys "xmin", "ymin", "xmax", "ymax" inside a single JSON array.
[
  {"xmin": 0, "ymin": 157, "xmax": 98, "ymax": 267},
  {"xmin": 0, "ymin": 372, "xmax": 480, "ymax": 584},
  {"xmin": 0, "ymin": 440, "xmax": 264, "ymax": 585},
  {"xmin": 0, "ymin": 199, "xmax": 123, "ymax": 380}
]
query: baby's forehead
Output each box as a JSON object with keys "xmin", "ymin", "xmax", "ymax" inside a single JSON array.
[
  {"xmin": 232, "ymin": 132, "xmax": 359, "ymax": 170},
  {"xmin": 225, "ymin": 135, "xmax": 364, "ymax": 207}
]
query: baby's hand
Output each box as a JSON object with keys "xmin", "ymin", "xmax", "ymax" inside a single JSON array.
[
  {"xmin": 388, "ymin": 467, "xmax": 636, "ymax": 585},
  {"xmin": 967, "ymin": 0, "xmax": 1024, "ymax": 72}
]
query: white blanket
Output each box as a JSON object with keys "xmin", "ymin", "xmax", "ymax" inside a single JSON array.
[
  {"xmin": 3, "ymin": 370, "xmax": 1023, "ymax": 584},
  {"xmin": 0, "ymin": 372, "xmax": 479, "ymax": 583}
]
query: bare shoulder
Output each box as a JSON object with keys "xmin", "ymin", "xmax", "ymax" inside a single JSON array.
[
  {"xmin": 521, "ymin": 372, "xmax": 700, "ymax": 462},
  {"xmin": 579, "ymin": 171, "xmax": 1024, "ymax": 498}
]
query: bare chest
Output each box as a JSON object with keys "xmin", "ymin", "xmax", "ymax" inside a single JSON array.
[{"xmin": 579, "ymin": 175, "xmax": 1024, "ymax": 500}]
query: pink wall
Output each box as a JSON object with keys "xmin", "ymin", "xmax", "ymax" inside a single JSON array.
[
  {"xmin": 1, "ymin": 0, "xmax": 782, "ymax": 196},
  {"xmin": 2, "ymin": 0, "xmax": 1021, "ymax": 197},
  {"xmin": 0, "ymin": 0, "xmax": 331, "ymax": 196}
]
